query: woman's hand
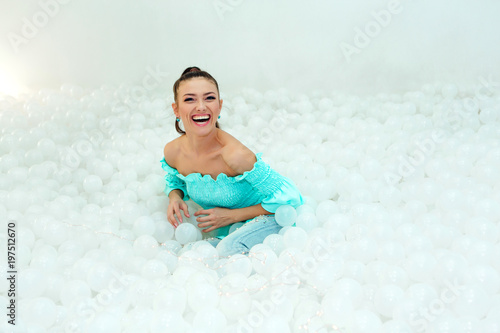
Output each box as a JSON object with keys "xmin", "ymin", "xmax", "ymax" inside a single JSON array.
[
  {"xmin": 194, "ymin": 208, "xmax": 236, "ymax": 233},
  {"xmin": 167, "ymin": 193, "xmax": 190, "ymax": 228}
]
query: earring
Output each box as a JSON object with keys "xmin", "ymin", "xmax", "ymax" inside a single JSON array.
[
  {"xmin": 176, "ymin": 118, "xmax": 180, "ymax": 122},
  {"xmin": 218, "ymin": 115, "xmax": 221, "ymax": 119}
]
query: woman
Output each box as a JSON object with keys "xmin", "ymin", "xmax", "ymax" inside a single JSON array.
[{"xmin": 161, "ymin": 67, "xmax": 303, "ymax": 257}]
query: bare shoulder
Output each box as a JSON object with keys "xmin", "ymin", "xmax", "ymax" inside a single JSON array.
[
  {"xmin": 163, "ymin": 137, "xmax": 183, "ymax": 168},
  {"xmin": 220, "ymin": 131, "xmax": 256, "ymax": 174}
]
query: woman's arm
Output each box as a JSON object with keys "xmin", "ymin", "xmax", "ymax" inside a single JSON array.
[
  {"xmin": 194, "ymin": 204, "xmax": 271, "ymax": 233},
  {"xmin": 231, "ymin": 204, "xmax": 271, "ymax": 222},
  {"xmin": 164, "ymin": 140, "xmax": 192, "ymax": 227}
]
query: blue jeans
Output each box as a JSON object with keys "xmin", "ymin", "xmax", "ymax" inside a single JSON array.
[
  {"xmin": 182, "ymin": 215, "xmax": 282, "ymax": 257},
  {"xmin": 215, "ymin": 215, "xmax": 282, "ymax": 257}
]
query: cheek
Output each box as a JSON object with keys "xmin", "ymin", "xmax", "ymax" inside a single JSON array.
[{"xmin": 179, "ymin": 106, "xmax": 190, "ymax": 116}]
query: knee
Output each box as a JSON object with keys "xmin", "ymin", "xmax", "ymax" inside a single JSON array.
[{"xmin": 216, "ymin": 238, "xmax": 249, "ymax": 257}]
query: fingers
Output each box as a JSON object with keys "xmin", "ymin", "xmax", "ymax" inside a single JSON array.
[
  {"xmin": 175, "ymin": 206, "xmax": 184, "ymax": 225},
  {"xmin": 196, "ymin": 214, "xmax": 212, "ymax": 223},
  {"xmin": 194, "ymin": 209, "xmax": 211, "ymax": 216},
  {"xmin": 167, "ymin": 200, "xmax": 192, "ymax": 228},
  {"xmin": 198, "ymin": 222, "xmax": 216, "ymax": 233},
  {"xmin": 167, "ymin": 212, "xmax": 178, "ymax": 228},
  {"xmin": 202, "ymin": 225, "xmax": 217, "ymax": 233},
  {"xmin": 168, "ymin": 211, "xmax": 179, "ymax": 228},
  {"xmin": 167, "ymin": 203, "xmax": 184, "ymax": 228},
  {"xmin": 197, "ymin": 221, "xmax": 212, "ymax": 229},
  {"xmin": 180, "ymin": 202, "xmax": 190, "ymax": 217}
]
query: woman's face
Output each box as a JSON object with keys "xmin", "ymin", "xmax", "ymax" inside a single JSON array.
[{"xmin": 173, "ymin": 77, "xmax": 222, "ymax": 135}]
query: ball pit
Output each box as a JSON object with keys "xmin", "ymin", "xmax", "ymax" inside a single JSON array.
[{"xmin": 0, "ymin": 82, "xmax": 499, "ymax": 332}]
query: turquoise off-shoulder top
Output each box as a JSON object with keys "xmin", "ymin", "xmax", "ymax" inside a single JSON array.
[{"xmin": 160, "ymin": 152, "xmax": 304, "ymax": 238}]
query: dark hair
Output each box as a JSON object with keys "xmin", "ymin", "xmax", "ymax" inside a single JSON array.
[{"xmin": 173, "ymin": 66, "xmax": 221, "ymax": 135}]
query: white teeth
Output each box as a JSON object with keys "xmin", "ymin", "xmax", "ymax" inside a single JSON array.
[{"xmin": 192, "ymin": 115, "xmax": 210, "ymax": 121}]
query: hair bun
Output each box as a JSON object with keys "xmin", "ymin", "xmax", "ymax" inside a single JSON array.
[{"xmin": 182, "ymin": 66, "xmax": 201, "ymax": 76}]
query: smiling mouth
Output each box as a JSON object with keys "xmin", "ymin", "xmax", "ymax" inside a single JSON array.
[{"xmin": 192, "ymin": 114, "xmax": 211, "ymax": 126}]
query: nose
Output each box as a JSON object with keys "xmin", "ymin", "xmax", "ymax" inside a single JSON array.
[{"xmin": 196, "ymin": 99, "xmax": 206, "ymax": 110}]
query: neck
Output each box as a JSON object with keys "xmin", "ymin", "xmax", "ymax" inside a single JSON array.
[{"xmin": 184, "ymin": 128, "xmax": 222, "ymax": 156}]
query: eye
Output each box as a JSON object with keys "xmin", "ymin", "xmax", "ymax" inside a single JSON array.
[
  {"xmin": 206, "ymin": 96, "xmax": 216, "ymax": 100},
  {"xmin": 184, "ymin": 97, "xmax": 194, "ymax": 102}
]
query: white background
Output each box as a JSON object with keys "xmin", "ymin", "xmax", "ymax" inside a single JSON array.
[{"xmin": 1, "ymin": 0, "xmax": 499, "ymax": 95}]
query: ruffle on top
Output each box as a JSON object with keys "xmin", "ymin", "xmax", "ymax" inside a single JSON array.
[
  {"xmin": 160, "ymin": 158, "xmax": 190, "ymax": 201},
  {"xmin": 160, "ymin": 152, "xmax": 303, "ymax": 214}
]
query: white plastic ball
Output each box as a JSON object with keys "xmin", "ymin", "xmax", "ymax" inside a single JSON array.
[
  {"xmin": 187, "ymin": 283, "xmax": 220, "ymax": 312},
  {"xmin": 275, "ymin": 205, "xmax": 297, "ymax": 227},
  {"xmin": 95, "ymin": 161, "xmax": 114, "ymax": 180},
  {"xmin": 378, "ymin": 240, "xmax": 405, "ymax": 264},
  {"xmin": 161, "ymin": 239, "xmax": 182, "ymax": 253},
  {"xmin": 149, "ymin": 309, "xmax": 187, "ymax": 333},
  {"xmin": 192, "ymin": 308, "xmax": 227, "ymax": 333},
  {"xmin": 392, "ymin": 297, "xmax": 421, "ymax": 324},
  {"xmin": 18, "ymin": 268, "xmax": 47, "ymax": 299},
  {"xmin": 406, "ymin": 283, "xmax": 438, "ymax": 306},
  {"xmin": 374, "ymin": 284, "xmax": 405, "ymax": 318},
  {"xmin": 263, "ymin": 233, "xmax": 285, "ymax": 255},
  {"xmin": 141, "ymin": 259, "xmax": 168, "ymax": 279},
  {"xmin": 295, "ymin": 212, "xmax": 318, "ymax": 231},
  {"xmin": 137, "ymin": 181, "xmax": 157, "ymax": 200},
  {"xmin": 19, "ymin": 226, "xmax": 36, "ymax": 249},
  {"xmin": 26, "ymin": 297, "xmax": 57, "ymax": 329},
  {"xmin": 349, "ymin": 309, "xmax": 382, "ymax": 333},
  {"xmin": 331, "ymin": 278, "xmax": 364, "ymax": 307},
  {"xmin": 152, "ymin": 287, "xmax": 186, "ymax": 313},
  {"xmin": 458, "ymin": 316, "xmax": 484, "ymax": 333},
  {"xmin": 380, "ymin": 265, "xmax": 410, "ymax": 289},
  {"xmin": 60, "ymin": 279, "xmax": 91, "ymax": 306},
  {"xmin": 315, "ymin": 200, "xmax": 339, "ymax": 223},
  {"xmin": 307, "ymin": 259, "xmax": 343, "ymax": 290},
  {"xmin": 30, "ymin": 244, "xmax": 59, "ymax": 271},
  {"xmin": 261, "ymin": 308, "xmax": 293, "ymax": 333},
  {"xmin": 350, "ymin": 237, "xmax": 378, "ymax": 263},
  {"xmin": 133, "ymin": 235, "xmax": 159, "ymax": 258},
  {"xmin": 151, "ymin": 219, "xmax": 173, "ymax": 243},
  {"xmin": 381, "ymin": 319, "xmax": 414, "ymax": 333},
  {"xmin": 428, "ymin": 314, "xmax": 463, "ymax": 333},
  {"xmin": 321, "ymin": 295, "xmax": 354, "ymax": 327},
  {"xmin": 482, "ymin": 316, "xmax": 500, "ymax": 332},
  {"xmin": 36, "ymin": 137, "xmax": 56, "ymax": 156},
  {"xmin": 175, "ymin": 223, "xmax": 198, "ymax": 245},
  {"xmin": 6, "ymin": 189, "xmax": 30, "ymax": 212},
  {"xmin": 219, "ymin": 289, "xmax": 251, "ymax": 319},
  {"xmin": 453, "ymin": 284, "xmax": 491, "ymax": 318},
  {"xmin": 192, "ymin": 242, "xmax": 218, "ymax": 266},
  {"xmin": 379, "ymin": 186, "xmax": 402, "ymax": 207},
  {"xmin": 296, "ymin": 202, "xmax": 316, "ymax": 215},
  {"xmin": 133, "ymin": 216, "xmax": 156, "ymax": 236},
  {"xmin": 122, "ymin": 308, "xmax": 154, "ymax": 333},
  {"xmin": 360, "ymin": 158, "xmax": 383, "ymax": 180},
  {"xmin": 86, "ymin": 262, "xmax": 115, "ymax": 292},
  {"xmin": 42, "ymin": 220, "xmax": 69, "ymax": 246},
  {"xmin": 225, "ymin": 254, "xmax": 253, "ymax": 277},
  {"xmin": 466, "ymin": 265, "xmax": 500, "ymax": 294},
  {"xmin": 250, "ymin": 244, "xmax": 278, "ymax": 275},
  {"xmin": 83, "ymin": 175, "xmax": 103, "ymax": 193},
  {"xmin": 283, "ymin": 227, "xmax": 308, "ymax": 250},
  {"xmin": 342, "ymin": 260, "xmax": 365, "ymax": 282}
]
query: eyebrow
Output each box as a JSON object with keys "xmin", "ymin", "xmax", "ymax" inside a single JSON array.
[{"xmin": 182, "ymin": 92, "xmax": 217, "ymax": 97}]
